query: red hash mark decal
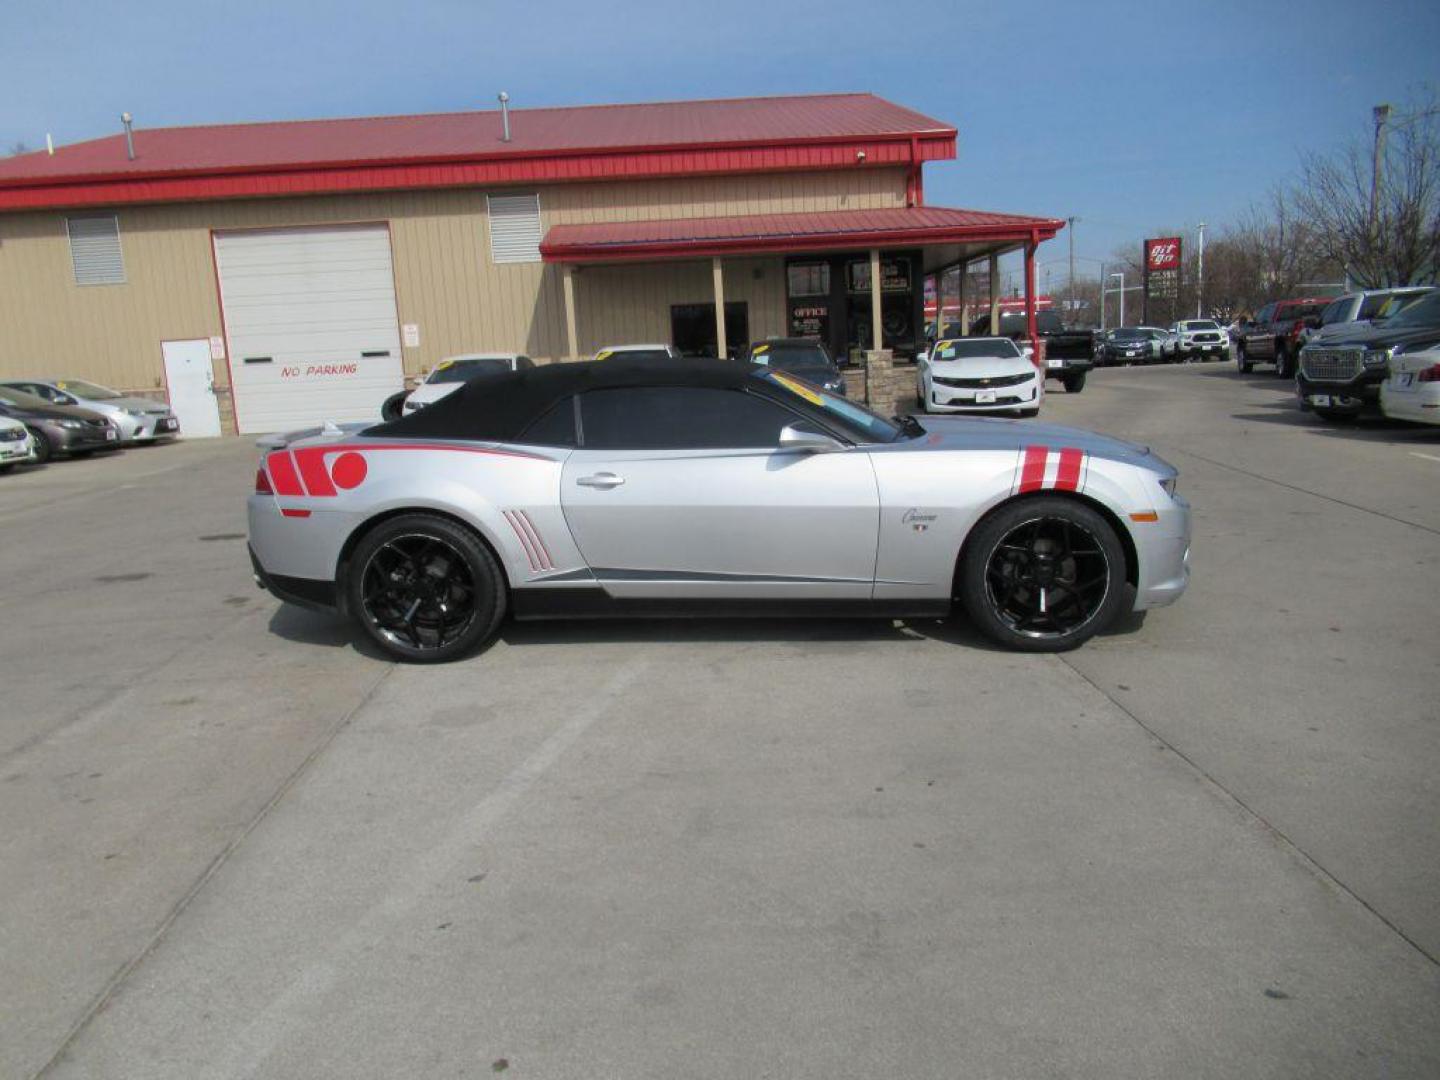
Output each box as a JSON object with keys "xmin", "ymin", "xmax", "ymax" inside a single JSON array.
[{"xmin": 1016, "ymin": 445, "xmax": 1086, "ymax": 494}]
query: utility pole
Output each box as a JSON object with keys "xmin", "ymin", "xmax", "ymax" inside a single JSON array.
[
  {"xmin": 1110, "ymin": 272, "xmax": 1125, "ymax": 328},
  {"xmin": 1099, "ymin": 262, "xmax": 1106, "ymax": 330},
  {"xmin": 1067, "ymin": 216, "xmax": 1077, "ymax": 320},
  {"xmin": 1196, "ymin": 222, "xmax": 1206, "ymax": 319},
  {"xmin": 1370, "ymin": 104, "xmax": 1392, "ymax": 238}
]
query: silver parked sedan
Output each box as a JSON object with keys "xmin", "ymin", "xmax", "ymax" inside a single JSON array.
[
  {"xmin": 248, "ymin": 358, "xmax": 1190, "ymax": 662},
  {"xmin": 0, "ymin": 378, "xmax": 179, "ymax": 443}
]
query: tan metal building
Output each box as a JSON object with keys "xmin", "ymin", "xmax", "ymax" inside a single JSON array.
[{"xmin": 0, "ymin": 93, "xmax": 1061, "ymax": 434}]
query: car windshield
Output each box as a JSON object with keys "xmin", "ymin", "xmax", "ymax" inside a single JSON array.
[
  {"xmin": 596, "ymin": 348, "xmax": 673, "ymax": 362},
  {"xmin": 54, "ymin": 379, "xmax": 121, "ymax": 399},
  {"xmin": 1113, "ymin": 329, "xmax": 1145, "ymax": 341},
  {"xmin": 1181, "ymin": 321, "xmax": 1219, "ymax": 331},
  {"xmin": 749, "ymin": 344, "xmax": 834, "ymax": 379},
  {"xmin": 1375, "ymin": 292, "xmax": 1431, "ymax": 321},
  {"xmin": 0, "ymin": 386, "xmax": 51, "ymax": 408},
  {"xmin": 428, "ymin": 357, "xmax": 511, "ymax": 384},
  {"xmin": 752, "ymin": 369, "xmax": 903, "ymax": 444},
  {"xmin": 932, "ymin": 338, "xmax": 1021, "ymax": 360},
  {"xmin": 1385, "ymin": 292, "xmax": 1440, "ymax": 328}
]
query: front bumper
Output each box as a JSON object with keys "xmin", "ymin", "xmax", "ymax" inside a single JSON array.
[
  {"xmin": 44, "ymin": 421, "xmax": 119, "ymax": 452},
  {"xmin": 124, "ymin": 414, "xmax": 181, "ymax": 441},
  {"xmin": 0, "ymin": 434, "xmax": 36, "ymax": 464},
  {"xmin": 1296, "ymin": 370, "xmax": 1383, "ymax": 413},
  {"xmin": 1180, "ymin": 339, "xmax": 1227, "ymax": 355},
  {"xmin": 1133, "ymin": 494, "xmax": 1191, "ymax": 610},
  {"xmin": 926, "ymin": 377, "xmax": 1040, "ymax": 413}
]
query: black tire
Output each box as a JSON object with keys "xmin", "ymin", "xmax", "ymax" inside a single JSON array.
[
  {"xmin": 1236, "ymin": 343, "xmax": 1252, "ymax": 374},
  {"xmin": 1062, "ymin": 372, "xmax": 1087, "ymax": 393},
  {"xmin": 380, "ymin": 391, "xmax": 409, "ymax": 423},
  {"xmin": 958, "ymin": 496, "xmax": 1127, "ymax": 652},
  {"xmin": 1313, "ymin": 408, "xmax": 1359, "ymax": 424},
  {"xmin": 0, "ymin": 463, "xmax": 13, "ymax": 474},
  {"xmin": 28, "ymin": 427, "xmax": 52, "ymax": 464},
  {"xmin": 1274, "ymin": 345, "xmax": 1291, "ymax": 378},
  {"xmin": 345, "ymin": 513, "xmax": 507, "ymax": 663}
]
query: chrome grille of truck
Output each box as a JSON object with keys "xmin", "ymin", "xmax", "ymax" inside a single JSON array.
[{"xmin": 1301, "ymin": 349, "xmax": 1362, "ymax": 382}]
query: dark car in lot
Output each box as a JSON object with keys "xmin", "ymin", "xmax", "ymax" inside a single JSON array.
[
  {"xmin": 737, "ymin": 338, "xmax": 848, "ymax": 395},
  {"xmin": 1096, "ymin": 327, "xmax": 1155, "ymax": 366},
  {"xmin": 0, "ymin": 385, "xmax": 119, "ymax": 462},
  {"xmin": 1297, "ymin": 290, "xmax": 1440, "ymax": 421},
  {"xmin": 967, "ymin": 310, "xmax": 1093, "ymax": 392},
  {"xmin": 1236, "ymin": 297, "xmax": 1329, "ymax": 377}
]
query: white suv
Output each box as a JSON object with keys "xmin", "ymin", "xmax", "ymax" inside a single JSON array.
[{"xmin": 1171, "ymin": 319, "xmax": 1230, "ymax": 361}]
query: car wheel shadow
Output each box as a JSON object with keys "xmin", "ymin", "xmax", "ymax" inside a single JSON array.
[{"xmin": 1232, "ymin": 409, "xmax": 1439, "ymax": 444}]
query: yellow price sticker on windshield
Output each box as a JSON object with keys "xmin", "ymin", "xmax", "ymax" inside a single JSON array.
[
  {"xmin": 434, "ymin": 359, "xmax": 453, "ymax": 370},
  {"xmin": 771, "ymin": 371, "xmax": 825, "ymax": 406},
  {"xmin": 752, "ymin": 344, "xmax": 769, "ymax": 355},
  {"xmin": 594, "ymin": 350, "xmax": 613, "ymax": 362}
]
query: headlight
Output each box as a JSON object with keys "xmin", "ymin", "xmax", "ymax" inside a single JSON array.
[
  {"xmin": 1158, "ymin": 476, "xmax": 1178, "ymax": 498},
  {"xmin": 53, "ymin": 418, "xmax": 84, "ymax": 429},
  {"xmin": 1363, "ymin": 347, "xmax": 1395, "ymax": 368}
]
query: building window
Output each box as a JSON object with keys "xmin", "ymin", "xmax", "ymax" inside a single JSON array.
[
  {"xmin": 487, "ymin": 194, "xmax": 542, "ymax": 264},
  {"xmin": 66, "ymin": 215, "xmax": 125, "ymax": 285},
  {"xmin": 786, "ymin": 262, "xmax": 829, "ymax": 297}
]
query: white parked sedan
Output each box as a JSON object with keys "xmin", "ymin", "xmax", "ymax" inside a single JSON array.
[
  {"xmin": 402, "ymin": 354, "xmax": 533, "ymax": 416},
  {"xmin": 0, "ymin": 414, "xmax": 36, "ymax": 472},
  {"xmin": 1380, "ymin": 346, "xmax": 1440, "ymax": 425},
  {"xmin": 917, "ymin": 336, "xmax": 1042, "ymax": 417}
]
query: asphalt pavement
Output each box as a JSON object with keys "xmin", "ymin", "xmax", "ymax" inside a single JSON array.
[{"xmin": 1, "ymin": 361, "xmax": 1437, "ymax": 1079}]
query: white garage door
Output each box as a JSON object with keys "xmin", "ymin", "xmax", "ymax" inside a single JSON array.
[{"xmin": 215, "ymin": 224, "xmax": 405, "ymax": 434}]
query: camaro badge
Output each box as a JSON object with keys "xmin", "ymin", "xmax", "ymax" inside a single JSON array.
[{"xmin": 903, "ymin": 508, "xmax": 938, "ymax": 533}]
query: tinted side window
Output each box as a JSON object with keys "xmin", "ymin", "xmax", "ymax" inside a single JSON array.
[
  {"xmin": 517, "ymin": 397, "xmax": 577, "ymax": 447},
  {"xmin": 1256, "ymin": 304, "xmax": 1276, "ymax": 324},
  {"xmin": 1358, "ymin": 294, "xmax": 1390, "ymax": 319},
  {"xmin": 579, "ymin": 387, "xmax": 799, "ymax": 450}
]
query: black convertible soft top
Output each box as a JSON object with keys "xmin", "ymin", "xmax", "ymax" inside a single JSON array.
[{"xmin": 367, "ymin": 357, "xmax": 765, "ymax": 443}]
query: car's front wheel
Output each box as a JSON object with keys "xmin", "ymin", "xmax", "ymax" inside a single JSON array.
[
  {"xmin": 28, "ymin": 428, "xmax": 52, "ymax": 464},
  {"xmin": 346, "ymin": 513, "xmax": 507, "ymax": 663},
  {"xmin": 958, "ymin": 497, "xmax": 1127, "ymax": 652},
  {"xmin": 1236, "ymin": 343, "xmax": 1252, "ymax": 373}
]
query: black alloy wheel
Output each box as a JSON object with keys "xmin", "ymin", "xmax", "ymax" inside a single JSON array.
[
  {"xmin": 959, "ymin": 497, "xmax": 1126, "ymax": 652},
  {"xmin": 347, "ymin": 514, "xmax": 506, "ymax": 662}
]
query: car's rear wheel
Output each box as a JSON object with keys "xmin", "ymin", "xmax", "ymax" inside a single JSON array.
[
  {"xmin": 1062, "ymin": 372, "xmax": 1086, "ymax": 393},
  {"xmin": 958, "ymin": 497, "xmax": 1127, "ymax": 652},
  {"xmin": 346, "ymin": 514, "xmax": 506, "ymax": 663},
  {"xmin": 28, "ymin": 428, "xmax": 52, "ymax": 464},
  {"xmin": 380, "ymin": 391, "xmax": 408, "ymax": 423},
  {"xmin": 1236, "ymin": 343, "xmax": 1252, "ymax": 373},
  {"xmin": 1274, "ymin": 345, "xmax": 1291, "ymax": 378}
]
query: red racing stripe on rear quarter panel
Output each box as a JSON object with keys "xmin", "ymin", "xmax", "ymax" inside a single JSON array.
[
  {"xmin": 1055, "ymin": 448, "xmax": 1083, "ymax": 492},
  {"xmin": 266, "ymin": 451, "xmax": 304, "ymax": 497},
  {"xmin": 1018, "ymin": 445, "xmax": 1048, "ymax": 493},
  {"xmin": 292, "ymin": 447, "xmax": 337, "ymax": 497}
]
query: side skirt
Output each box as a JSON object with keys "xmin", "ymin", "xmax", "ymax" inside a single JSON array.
[{"xmin": 511, "ymin": 586, "xmax": 951, "ymax": 622}]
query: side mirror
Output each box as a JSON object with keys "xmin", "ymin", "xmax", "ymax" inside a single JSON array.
[
  {"xmin": 778, "ymin": 423, "xmax": 843, "ymax": 454},
  {"xmin": 916, "ymin": 349, "xmax": 929, "ymax": 364}
]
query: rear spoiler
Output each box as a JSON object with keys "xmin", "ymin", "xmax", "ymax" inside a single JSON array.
[{"xmin": 254, "ymin": 420, "xmax": 370, "ymax": 451}]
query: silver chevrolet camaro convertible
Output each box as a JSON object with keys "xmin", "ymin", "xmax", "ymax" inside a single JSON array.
[{"xmin": 248, "ymin": 358, "xmax": 1190, "ymax": 662}]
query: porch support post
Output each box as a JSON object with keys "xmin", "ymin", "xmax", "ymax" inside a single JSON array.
[
  {"xmin": 869, "ymin": 248, "xmax": 882, "ymax": 352},
  {"xmin": 959, "ymin": 262, "xmax": 971, "ymax": 335},
  {"xmin": 988, "ymin": 252, "xmax": 1000, "ymax": 330},
  {"xmin": 1024, "ymin": 238, "xmax": 1039, "ymax": 357},
  {"xmin": 562, "ymin": 263, "xmax": 579, "ymax": 361},
  {"xmin": 712, "ymin": 257, "xmax": 727, "ymax": 359}
]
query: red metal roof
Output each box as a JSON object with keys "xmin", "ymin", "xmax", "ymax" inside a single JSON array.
[
  {"xmin": 0, "ymin": 93, "xmax": 956, "ymax": 212},
  {"xmin": 540, "ymin": 206, "xmax": 1065, "ymax": 262}
]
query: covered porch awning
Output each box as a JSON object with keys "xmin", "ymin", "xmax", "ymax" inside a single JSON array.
[
  {"xmin": 539, "ymin": 205, "xmax": 1064, "ymax": 268},
  {"xmin": 539, "ymin": 206, "xmax": 1066, "ymax": 362}
]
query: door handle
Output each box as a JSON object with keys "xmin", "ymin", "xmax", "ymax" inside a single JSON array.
[{"xmin": 576, "ymin": 472, "xmax": 625, "ymax": 489}]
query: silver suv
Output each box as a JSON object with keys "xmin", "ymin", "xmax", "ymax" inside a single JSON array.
[{"xmin": 1304, "ymin": 287, "xmax": 1435, "ymax": 348}]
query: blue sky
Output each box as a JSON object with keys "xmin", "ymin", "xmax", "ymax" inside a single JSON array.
[{"xmin": 3, "ymin": 0, "xmax": 1437, "ymax": 284}]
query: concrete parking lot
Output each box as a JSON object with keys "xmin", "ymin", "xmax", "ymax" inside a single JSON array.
[{"xmin": 2, "ymin": 362, "xmax": 1437, "ymax": 1079}]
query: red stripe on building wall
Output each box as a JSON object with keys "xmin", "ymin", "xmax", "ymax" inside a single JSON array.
[{"xmin": 1018, "ymin": 446, "xmax": 1048, "ymax": 493}]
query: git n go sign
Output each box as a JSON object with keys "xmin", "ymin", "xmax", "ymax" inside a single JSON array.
[{"xmin": 1145, "ymin": 237, "xmax": 1182, "ymax": 271}]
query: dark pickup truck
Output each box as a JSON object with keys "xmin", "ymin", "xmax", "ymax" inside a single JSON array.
[
  {"xmin": 1235, "ymin": 297, "xmax": 1328, "ymax": 378},
  {"xmin": 1297, "ymin": 289, "xmax": 1440, "ymax": 421},
  {"xmin": 969, "ymin": 310, "xmax": 1095, "ymax": 393}
]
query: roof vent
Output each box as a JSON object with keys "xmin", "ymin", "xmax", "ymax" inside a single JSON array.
[
  {"xmin": 121, "ymin": 112, "xmax": 135, "ymax": 160},
  {"xmin": 498, "ymin": 92, "xmax": 511, "ymax": 142}
]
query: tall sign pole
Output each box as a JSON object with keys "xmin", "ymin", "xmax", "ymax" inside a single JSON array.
[
  {"xmin": 1196, "ymin": 223, "xmax": 1206, "ymax": 319},
  {"xmin": 1066, "ymin": 216, "xmax": 1077, "ymax": 319}
]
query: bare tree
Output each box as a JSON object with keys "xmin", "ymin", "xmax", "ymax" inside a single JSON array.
[{"xmin": 1291, "ymin": 91, "xmax": 1440, "ymax": 287}]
